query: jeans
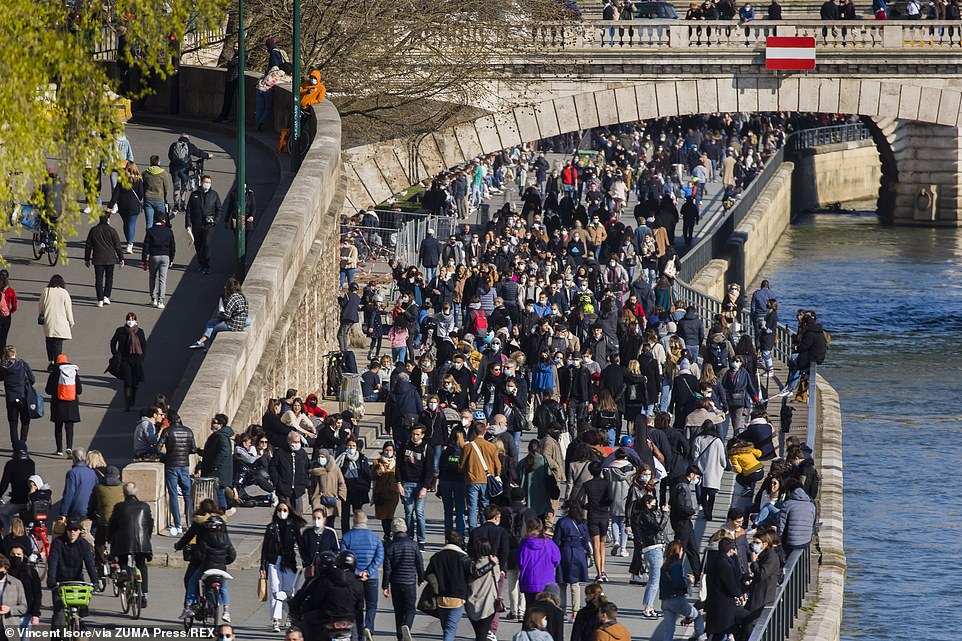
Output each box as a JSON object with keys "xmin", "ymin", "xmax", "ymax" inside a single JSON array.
[
  {"xmin": 391, "ymin": 346, "xmax": 407, "ymax": 364},
  {"xmin": 439, "ymin": 479, "xmax": 466, "ymax": 536},
  {"xmin": 203, "ymin": 320, "xmax": 230, "ymax": 342},
  {"xmin": 390, "ymin": 582, "xmax": 417, "ymax": 640},
  {"xmin": 93, "ymin": 264, "xmax": 115, "ymax": 301},
  {"xmin": 756, "ymin": 503, "xmax": 780, "ymax": 527},
  {"xmin": 120, "ymin": 213, "xmax": 139, "ymax": 244},
  {"xmin": 268, "ymin": 561, "xmax": 299, "ymax": 620},
  {"xmin": 186, "ymin": 566, "xmax": 230, "ymax": 607},
  {"xmin": 166, "ymin": 466, "xmax": 192, "ymax": 529},
  {"xmin": 611, "ymin": 516, "xmax": 627, "ymax": 551},
  {"xmin": 6, "ymin": 399, "xmax": 29, "ymax": 446},
  {"xmin": 642, "ymin": 546, "xmax": 664, "ymax": 609},
  {"xmin": 255, "ymin": 88, "xmax": 273, "ymax": 126},
  {"xmin": 360, "ymin": 577, "xmax": 379, "ymax": 633},
  {"xmin": 660, "ymin": 596, "xmax": 704, "ymax": 641},
  {"xmin": 438, "ymin": 605, "xmax": 464, "ymax": 641},
  {"xmin": 465, "ymin": 483, "xmax": 488, "ymax": 533},
  {"xmin": 149, "ymin": 255, "xmax": 170, "ymax": 302},
  {"xmin": 143, "ymin": 200, "xmax": 166, "ymax": 229},
  {"xmin": 340, "ymin": 268, "xmax": 356, "ymax": 288},
  {"xmin": 337, "ymin": 321, "xmax": 355, "ymax": 353},
  {"xmin": 400, "ymin": 482, "xmax": 427, "ymax": 543},
  {"xmin": 785, "ymin": 353, "xmax": 801, "ymax": 392}
]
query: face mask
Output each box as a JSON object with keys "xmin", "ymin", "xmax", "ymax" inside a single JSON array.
[
  {"xmin": 291, "ymin": 443, "xmax": 301, "ymax": 451},
  {"xmin": 381, "ymin": 451, "xmax": 394, "ymax": 459},
  {"xmin": 527, "ymin": 306, "xmax": 535, "ymax": 313},
  {"xmin": 751, "ymin": 542, "xmax": 763, "ymax": 554},
  {"xmin": 641, "ymin": 474, "xmax": 652, "ymax": 483},
  {"xmin": 732, "ymin": 362, "xmax": 742, "ymax": 371},
  {"xmin": 428, "ymin": 402, "xmax": 439, "ymax": 411},
  {"xmin": 609, "ymin": 261, "xmax": 616, "ymax": 267},
  {"xmin": 423, "ymin": 361, "xmax": 432, "ymax": 368},
  {"xmin": 402, "ymin": 298, "xmax": 410, "ymax": 304},
  {"xmin": 490, "ymin": 423, "xmax": 507, "ymax": 436},
  {"xmin": 125, "ymin": 320, "xmax": 137, "ymax": 328},
  {"xmin": 277, "ymin": 511, "xmax": 289, "ymax": 520},
  {"xmin": 346, "ymin": 449, "xmax": 359, "ymax": 461},
  {"xmin": 461, "ymin": 417, "xmax": 472, "ymax": 427},
  {"xmin": 540, "ymin": 618, "xmax": 549, "ymax": 630},
  {"xmin": 317, "ymin": 456, "xmax": 328, "ymax": 467},
  {"xmin": 310, "ymin": 76, "xmax": 318, "ymax": 85},
  {"xmin": 554, "ymin": 358, "xmax": 563, "ymax": 365},
  {"xmin": 315, "ymin": 519, "xmax": 325, "ymax": 529},
  {"xmin": 454, "ymin": 362, "xmax": 464, "ymax": 370},
  {"xmin": 506, "ymin": 387, "xmax": 517, "ymax": 395},
  {"xmin": 689, "ymin": 479, "xmax": 699, "ymax": 490},
  {"xmin": 201, "ymin": 182, "xmax": 212, "ymax": 191}
]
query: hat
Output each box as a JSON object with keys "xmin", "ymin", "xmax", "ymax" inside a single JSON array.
[
  {"xmin": 391, "ymin": 517, "xmax": 408, "ymax": 534},
  {"xmin": 28, "ymin": 474, "xmax": 44, "ymax": 489},
  {"xmin": 349, "ymin": 282, "xmax": 359, "ymax": 291},
  {"xmin": 679, "ymin": 358, "xmax": 692, "ymax": 371},
  {"xmin": 13, "ymin": 440, "xmax": 27, "ymax": 453},
  {"xmin": 56, "ymin": 354, "xmax": 68, "ymax": 364},
  {"xmin": 472, "ymin": 409, "xmax": 487, "ymax": 421},
  {"xmin": 544, "ymin": 583, "xmax": 562, "ymax": 598},
  {"xmin": 620, "ymin": 435, "xmax": 635, "ymax": 447},
  {"xmin": 341, "ymin": 410, "xmax": 354, "ymax": 421},
  {"xmin": 105, "ymin": 465, "xmax": 121, "ymax": 479},
  {"xmin": 66, "ymin": 519, "xmax": 83, "ymax": 531}
]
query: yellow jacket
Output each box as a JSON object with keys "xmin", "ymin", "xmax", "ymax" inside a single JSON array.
[{"xmin": 728, "ymin": 444, "xmax": 764, "ymax": 476}]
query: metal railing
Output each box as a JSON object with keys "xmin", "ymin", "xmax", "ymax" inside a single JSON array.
[
  {"xmin": 790, "ymin": 123, "xmax": 870, "ymax": 150},
  {"xmin": 393, "ymin": 213, "xmax": 459, "ymax": 269},
  {"xmin": 748, "ymin": 547, "xmax": 813, "ymax": 641}
]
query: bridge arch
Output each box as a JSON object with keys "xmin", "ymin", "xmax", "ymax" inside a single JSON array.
[{"xmin": 344, "ymin": 76, "xmax": 962, "ymax": 224}]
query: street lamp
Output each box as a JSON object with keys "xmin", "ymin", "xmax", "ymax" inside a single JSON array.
[
  {"xmin": 235, "ymin": 0, "xmax": 247, "ymax": 278},
  {"xmin": 291, "ymin": 0, "xmax": 301, "ymax": 171}
]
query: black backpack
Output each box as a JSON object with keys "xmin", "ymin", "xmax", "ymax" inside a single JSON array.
[{"xmin": 709, "ymin": 340, "xmax": 727, "ymax": 369}]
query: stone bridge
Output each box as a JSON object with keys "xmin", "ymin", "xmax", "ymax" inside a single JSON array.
[{"xmin": 345, "ymin": 20, "xmax": 962, "ymax": 225}]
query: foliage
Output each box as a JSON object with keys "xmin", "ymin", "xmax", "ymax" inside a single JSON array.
[
  {"xmin": 242, "ymin": 0, "xmax": 571, "ymax": 142},
  {"xmin": 0, "ymin": 0, "xmax": 225, "ymax": 257}
]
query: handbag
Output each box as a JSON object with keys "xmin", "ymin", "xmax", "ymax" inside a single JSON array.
[
  {"xmin": 417, "ymin": 577, "xmax": 439, "ymax": 618},
  {"xmin": 182, "ymin": 543, "xmax": 193, "ymax": 562},
  {"xmin": 37, "ymin": 314, "xmax": 44, "ymax": 326},
  {"xmin": 257, "ymin": 572, "xmax": 268, "ymax": 602},
  {"xmin": 545, "ymin": 467, "xmax": 561, "ymax": 501},
  {"xmin": 492, "ymin": 567, "xmax": 506, "ymax": 613},
  {"xmin": 471, "ymin": 440, "xmax": 503, "ymax": 498},
  {"xmin": 26, "ymin": 386, "xmax": 43, "ymax": 419}
]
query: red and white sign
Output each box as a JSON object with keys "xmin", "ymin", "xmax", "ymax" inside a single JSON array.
[{"xmin": 765, "ymin": 36, "xmax": 816, "ymax": 71}]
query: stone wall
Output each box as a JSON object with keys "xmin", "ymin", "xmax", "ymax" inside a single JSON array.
[{"xmin": 793, "ymin": 141, "xmax": 881, "ymax": 212}]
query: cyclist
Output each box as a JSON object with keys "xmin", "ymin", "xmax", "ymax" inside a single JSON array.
[
  {"xmin": 297, "ymin": 550, "xmax": 364, "ymax": 641},
  {"xmin": 19, "ymin": 475, "xmax": 51, "ymax": 537},
  {"xmin": 168, "ymin": 134, "xmax": 212, "ymax": 213},
  {"xmin": 107, "ymin": 482, "xmax": 153, "ymax": 609},
  {"xmin": 46, "ymin": 519, "xmax": 97, "ymax": 629},
  {"xmin": 174, "ymin": 503, "xmax": 236, "ymax": 622}
]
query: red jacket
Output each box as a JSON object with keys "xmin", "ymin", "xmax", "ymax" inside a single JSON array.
[{"xmin": 0, "ymin": 287, "xmax": 18, "ymax": 316}]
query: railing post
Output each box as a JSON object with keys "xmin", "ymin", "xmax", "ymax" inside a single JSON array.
[
  {"xmin": 669, "ymin": 23, "xmax": 690, "ymax": 49},
  {"xmin": 806, "ymin": 362, "xmax": 817, "ymax": 453},
  {"xmin": 882, "ymin": 24, "xmax": 903, "ymax": 48}
]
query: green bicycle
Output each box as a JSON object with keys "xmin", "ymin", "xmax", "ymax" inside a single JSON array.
[
  {"xmin": 57, "ymin": 581, "xmax": 93, "ymax": 634},
  {"xmin": 117, "ymin": 555, "xmax": 144, "ymax": 619}
]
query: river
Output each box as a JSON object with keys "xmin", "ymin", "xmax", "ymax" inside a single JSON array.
[{"xmin": 752, "ymin": 210, "xmax": 962, "ymax": 641}]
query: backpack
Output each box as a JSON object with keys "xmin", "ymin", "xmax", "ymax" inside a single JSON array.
[
  {"xmin": 0, "ymin": 289, "xmax": 9, "ymax": 318},
  {"xmin": 472, "ymin": 309, "xmax": 488, "ymax": 332},
  {"xmin": 577, "ymin": 292, "xmax": 595, "ymax": 315},
  {"xmin": 708, "ymin": 341, "xmax": 727, "ymax": 369},
  {"xmin": 57, "ymin": 364, "xmax": 78, "ymax": 401},
  {"xmin": 171, "ymin": 140, "xmax": 190, "ymax": 164}
]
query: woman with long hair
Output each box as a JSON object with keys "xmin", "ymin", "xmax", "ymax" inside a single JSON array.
[
  {"xmin": 553, "ymin": 501, "xmax": 591, "ymax": 620},
  {"xmin": 512, "ymin": 607, "xmax": 553, "ymax": 641},
  {"xmin": 438, "ymin": 374, "xmax": 467, "ymax": 410},
  {"xmin": 108, "ymin": 162, "xmax": 145, "ymax": 252},
  {"xmin": 591, "ymin": 390, "xmax": 621, "ymax": 446},
  {"xmin": 519, "ymin": 439, "xmax": 552, "ymax": 519},
  {"xmin": 570, "ymin": 583, "xmax": 607, "ymax": 641},
  {"xmin": 260, "ymin": 502, "xmax": 306, "ymax": 632},
  {"xmin": 437, "ymin": 430, "xmax": 467, "ymax": 537},
  {"xmin": 189, "ymin": 277, "xmax": 250, "ymax": 349},
  {"xmin": 109, "ymin": 312, "xmax": 146, "ymax": 411},
  {"xmin": 38, "ymin": 274, "xmax": 74, "ymax": 366},
  {"xmin": 0, "ymin": 269, "xmax": 19, "ymax": 348},
  {"xmin": 659, "ymin": 540, "xmax": 706, "ymax": 641},
  {"xmin": 466, "ymin": 539, "xmax": 501, "ymax": 641}
]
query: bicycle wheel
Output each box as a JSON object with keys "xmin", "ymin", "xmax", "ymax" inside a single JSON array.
[
  {"xmin": 97, "ymin": 575, "xmax": 107, "ymax": 593},
  {"xmin": 130, "ymin": 582, "xmax": 142, "ymax": 620},
  {"xmin": 47, "ymin": 241, "xmax": 60, "ymax": 266},
  {"xmin": 112, "ymin": 576, "xmax": 121, "ymax": 597},
  {"xmin": 31, "ymin": 232, "xmax": 43, "ymax": 259},
  {"xmin": 206, "ymin": 589, "xmax": 222, "ymax": 626},
  {"xmin": 119, "ymin": 580, "xmax": 130, "ymax": 613}
]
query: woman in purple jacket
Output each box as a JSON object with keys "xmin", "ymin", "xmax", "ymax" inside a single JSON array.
[{"xmin": 516, "ymin": 518, "xmax": 561, "ymax": 616}]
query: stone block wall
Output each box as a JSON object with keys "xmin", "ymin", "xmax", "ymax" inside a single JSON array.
[{"xmin": 793, "ymin": 141, "xmax": 881, "ymax": 212}]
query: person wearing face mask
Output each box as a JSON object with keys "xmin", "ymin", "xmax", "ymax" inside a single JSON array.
[
  {"xmin": 185, "ymin": 174, "xmax": 222, "ymax": 275},
  {"xmin": 721, "ymin": 356, "xmax": 759, "ymax": 436},
  {"xmin": 261, "ymin": 503, "xmax": 307, "ymax": 631},
  {"xmin": 670, "ymin": 466, "xmax": 703, "ymax": 583},
  {"xmin": 6, "ymin": 545, "xmax": 41, "ymax": 634},
  {"xmin": 309, "ymin": 448, "xmax": 348, "ymax": 528},
  {"xmin": 0, "ymin": 552, "xmax": 27, "ymax": 633},
  {"xmin": 370, "ymin": 443, "xmax": 400, "ymax": 538},
  {"xmin": 336, "ymin": 440, "xmax": 372, "ymax": 534},
  {"xmin": 705, "ymin": 537, "xmax": 748, "ymax": 641},
  {"xmin": 397, "ymin": 426, "xmax": 434, "ymax": 549},
  {"xmin": 421, "ymin": 395, "xmax": 447, "ymax": 484},
  {"xmin": 269, "ymin": 431, "xmax": 312, "ymax": 516},
  {"xmin": 746, "ymin": 531, "xmax": 780, "ymax": 623},
  {"xmin": 109, "ymin": 312, "xmax": 146, "ymax": 412}
]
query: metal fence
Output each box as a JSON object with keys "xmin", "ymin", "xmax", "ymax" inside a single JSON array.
[
  {"xmin": 393, "ymin": 213, "xmax": 459, "ymax": 269},
  {"xmin": 748, "ymin": 547, "xmax": 813, "ymax": 641},
  {"xmin": 790, "ymin": 123, "xmax": 870, "ymax": 150}
]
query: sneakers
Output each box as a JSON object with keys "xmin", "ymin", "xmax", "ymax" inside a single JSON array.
[
  {"xmin": 125, "ymin": 243, "xmax": 134, "ymax": 254},
  {"xmin": 225, "ymin": 507, "xmax": 236, "ymax": 518},
  {"xmin": 486, "ymin": 632, "xmax": 498, "ymax": 641},
  {"xmin": 97, "ymin": 300, "xmax": 104, "ymax": 308},
  {"xmin": 401, "ymin": 625, "xmax": 413, "ymax": 641},
  {"xmin": 103, "ymin": 297, "xmax": 111, "ymax": 305},
  {"xmin": 221, "ymin": 608, "xmax": 231, "ymax": 623},
  {"xmin": 611, "ymin": 544, "xmax": 620, "ymax": 556},
  {"xmin": 65, "ymin": 448, "xmax": 72, "ymax": 457},
  {"xmin": 140, "ymin": 595, "xmax": 148, "ymax": 608},
  {"xmin": 363, "ymin": 630, "xmax": 374, "ymax": 641},
  {"xmin": 271, "ymin": 619, "xmax": 280, "ymax": 633},
  {"xmin": 55, "ymin": 450, "xmax": 65, "ymax": 457},
  {"xmin": 169, "ymin": 526, "xmax": 181, "ymax": 537},
  {"xmin": 158, "ymin": 301, "xmax": 165, "ymax": 309},
  {"xmin": 179, "ymin": 607, "xmax": 194, "ymax": 621},
  {"xmin": 189, "ymin": 340, "xmax": 206, "ymax": 350},
  {"xmin": 619, "ymin": 549, "xmax": 630, "ymax": 557}
]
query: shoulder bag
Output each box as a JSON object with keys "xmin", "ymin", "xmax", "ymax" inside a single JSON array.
[{"xmin": 471, "ymin": 440, "xmax": 503, "ymax": 498}]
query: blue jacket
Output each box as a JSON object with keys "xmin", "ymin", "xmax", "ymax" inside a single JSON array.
[
  {"xmin": 341, "ymin": 525, "xmax": 384, "ymax": 576},
  {"xmin": 0, "ymin": 359, "xmax": 35, "ymax": 402},
  {"xmin": 339, "ymin": 292, "xmax": 361, "ymax": 324},
  {"xmin": 553, "ymin": 516, "xmax": 590, "ymax": 584},
  {"xmin": 382, "ymin": 532, "xmax": 424, "ymax": 586},
  {"xmin": 60, "ymin": 463, "xmax": 98, "ymax": 518},
  {"xmin": 531, "ymin": 362, "xmax": 555, "ymax": 394}
]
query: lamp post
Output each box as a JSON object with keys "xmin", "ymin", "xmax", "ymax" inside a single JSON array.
[
  {"xmin": 235, "ymin": 0, "xmax": 247, "ymax": 278},
  {"xmin": 291, "ymin": 0, "xmax": 301, "ymax": 171}
]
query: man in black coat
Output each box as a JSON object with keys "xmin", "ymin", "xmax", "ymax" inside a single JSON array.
[
  {"xmin": 299, "ymin": 563, "xmax": 365, "ymax": 641},
  {"xmin": 382, "ymin": 518, "xmax": 424, "ymax": 641},
  {"xmin": 47, "ymin": 520, "xmax": 98, "ymax": 628},
  {"xmin": 8, "ymin": 544, "xmax": 42, "ymax": 627},
  {"xmin": 338, "ymin": 283, "xmax": 362, "ymax": 352},
  {"xmin": 184, "ymin": 174, "xmax": 222, "ymax": 274},
  {"xmin": 705, "ymin": 538, "xmax": 750, "ymax": 640},
  {"xmin": 419, "ymin": 228, "xmax": 441, "ymax": 284},
  {"xmin": 681, "ymin": 195, "xmax": 700, "ymax": 246},
  {"xmin": 158, "ymin": 420, "xmax": 196, "ymax": 536},
  {"xmin": 0, "ymin": 440, "xmax": 34, "ymax": 530},
  {"xmin": 669, "ymin": 466, "xmax": 703, "ymax": 582},
  {"xmin": 269, "ymin": 431, "xmax": 311, "ymax": 514},
  {"xmin": 83, "ymin": 213, "xmax": 125, "ymax": 306},
  {"xmin": 468, "ymin": 505, "xmax": 510, "ymax": 568},
  {"xmin": 108, "ymin": 483, "xmax": 154, "ymax": 606},
  {"xmin": 141, "ymin": 218, "xmax": 176, "ymax": 308}
]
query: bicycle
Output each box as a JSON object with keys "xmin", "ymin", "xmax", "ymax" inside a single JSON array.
[
  {"xmin": 31, "ymin": 220, "xmax": 61, "ymax": 266},
  {"xmin": 117, "ymin": 555, "xmax": 144, "ymax": 619},
  {"xmin": 174, "ymin": 157, "xmax": 207, "ymax": 215},
  {"xmin": 26, "ymin": 520, "xmax": 50, "ymax": 582},
  {"xmin": 57, "ymin": 581, "xmax": 93, "ymax": 634},
  {"xmin": 184, "ymin": 568, "xmax": 232, "ymax": 629},
  {"xmin": 99, "ymin": 556, "xmax": 122, "ymax": 595}
]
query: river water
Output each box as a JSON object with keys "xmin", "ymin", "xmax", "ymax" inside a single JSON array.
[{"xmin": 753, "ymin": 211, "xmax": 962, "ymax": 641}]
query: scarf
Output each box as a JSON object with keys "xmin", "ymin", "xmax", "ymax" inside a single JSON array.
[{"xmin": 126, "ymin": 326, "xmax": 143, "ymax": 355}]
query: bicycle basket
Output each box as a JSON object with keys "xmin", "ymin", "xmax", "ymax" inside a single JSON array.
[
  {"xmin": 17, "ymin": 205, "xmax": 39, "ymax": 229},
  {"xmin": 58, "ymin": 583, "xmax": 93, "ymax": 608}
]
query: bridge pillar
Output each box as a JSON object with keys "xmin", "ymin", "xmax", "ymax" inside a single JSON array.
[{"xmin": 881, "ymin": 119, "xmax": 962, "ymax": 227}]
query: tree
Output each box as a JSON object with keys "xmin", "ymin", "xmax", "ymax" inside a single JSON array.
[
  {"xmin": 0, "ymin": 0, "xmax": 225, "ymax": 258},
  {"xmin": 242, "ymin": 0, "xmax": 572, "ymax": 143}
]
